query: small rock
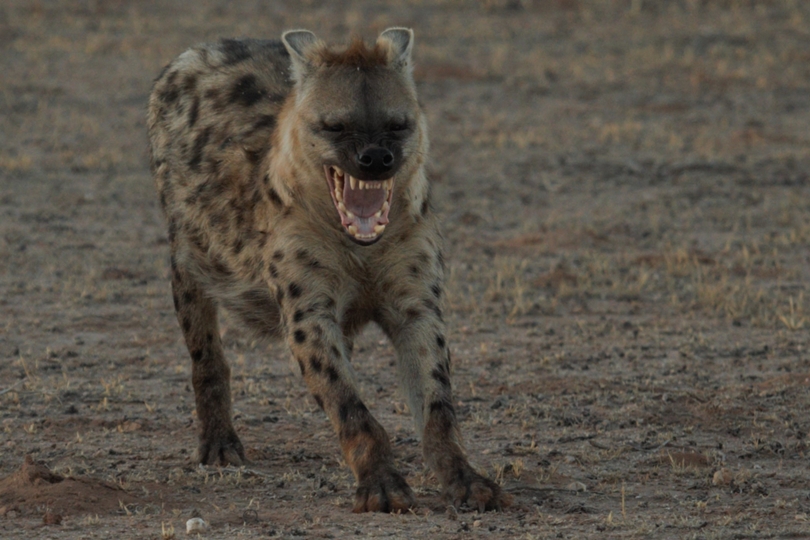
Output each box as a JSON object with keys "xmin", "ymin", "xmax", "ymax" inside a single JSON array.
[
  {"xmin": 43, "ymin": 512, "xmax": 62, "ymax": 525},
  {"xmin": 186, "ymin": 517, "xmax": 208, "ymax": 534},
  {"xmin": 565, "ymin": 481, "xmax": 587, "ymax": 492},
  {"xmin": 712, "ymin": 468, "xmax": 733, "ymax": 486}
]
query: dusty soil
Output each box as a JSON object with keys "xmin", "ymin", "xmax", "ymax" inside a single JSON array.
[{"xmin": 1, "ymin": 1, "xmax": 809, "ymax": 538}]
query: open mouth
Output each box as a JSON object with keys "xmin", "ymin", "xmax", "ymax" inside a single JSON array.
[{"xmin": 324, "ymin": 165, "xmax": 393, "ymax": 244}]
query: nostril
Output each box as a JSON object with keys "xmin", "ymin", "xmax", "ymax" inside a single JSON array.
[
  {"xmin": 358, "ymin": 154, "xmax": 373, "ymax": 167},
  {"xmin": 382, "ymin": 152, "xmax": 394, "ymax": 167}
]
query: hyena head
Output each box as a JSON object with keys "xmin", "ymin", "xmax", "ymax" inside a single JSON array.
[{"xmin": 279, "ymin": 28, "xmax": 428, "ymax": 245}]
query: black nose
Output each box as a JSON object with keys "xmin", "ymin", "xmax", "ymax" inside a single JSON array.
[{"xmin": 356, "ymin": 146, "xmax": 394, "ymax": 175}]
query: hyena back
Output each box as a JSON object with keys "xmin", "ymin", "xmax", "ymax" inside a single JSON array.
[{"xmin": 147, "ymin": 28, "xmax": 509, "ymax": 513}]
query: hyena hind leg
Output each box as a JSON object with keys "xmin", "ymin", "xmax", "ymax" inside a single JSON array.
[{"xmin": 170, "ymin": 255, "xmax": 246, "ymax": 466}]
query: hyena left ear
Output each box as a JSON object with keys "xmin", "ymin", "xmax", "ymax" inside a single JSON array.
[
  {"xmin": 377, "ymin": 27, "xmax": 414, "ymax": 76},
  {"xmin": 282, "ymin": 29, "xmax": 320, "ymax": 82}
]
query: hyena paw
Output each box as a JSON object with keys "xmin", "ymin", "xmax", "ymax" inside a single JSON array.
[
  {"xmin": 196, "ymin": 428, "xmax": 246, "ymax": 466},
  {"xmin": 444, "ymin": 467, "xmax": 512, "ymax": 513},
  {"xmin": 352, "ymin": 466, "xmax": 416, "ymax": 513}
]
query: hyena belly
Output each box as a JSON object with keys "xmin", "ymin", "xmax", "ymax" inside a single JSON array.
[{"xmin": 148, "ymin": 39, "xmax": 290, "ymax": 338}]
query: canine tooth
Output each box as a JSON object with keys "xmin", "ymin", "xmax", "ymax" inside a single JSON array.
[
  {"xmin": 350, "ymin": 176, "xmax": 357, "ymax": 190},
  {"xmin": 348, "ymin": 225, "xmax": 358, "ymax": 235},
  {"xmin": 373, "ymin": 224, "xmax": 386, "ymax": 234}
]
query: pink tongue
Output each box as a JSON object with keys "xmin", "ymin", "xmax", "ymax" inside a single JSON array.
[{"xmin": 343, "ymin": 181, "xmax": 386, "ymax": 217}]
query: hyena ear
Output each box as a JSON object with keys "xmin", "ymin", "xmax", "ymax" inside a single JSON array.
[
  {"xmin": 377, "ymin": 27, "xmax": 414, "ymax": 76},
  {"xmin": 282, "ymin": 29, "xmax": 320, "ymax": 82}
]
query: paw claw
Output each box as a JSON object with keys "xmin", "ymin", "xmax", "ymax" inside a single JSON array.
[
  {"xmin": 353, "ymin": 467, "xmax": 415, "ymax": 513},
  {"xmin": 443, "ymin": 468, "xmax": 511, "ymax": 513},
  {"xmin": 197, "ymin": 428, "xmax": 246, "ymax": 466}
]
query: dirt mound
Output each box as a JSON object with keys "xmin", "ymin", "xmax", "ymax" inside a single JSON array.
[{"xmin": 0, "ymin": 456, "xmax": 138, "ymax": 518}]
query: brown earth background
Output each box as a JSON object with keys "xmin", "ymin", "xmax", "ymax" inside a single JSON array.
[{"xmin": 1, "ymin": 1, "xmax": 809, "ymax": 538}]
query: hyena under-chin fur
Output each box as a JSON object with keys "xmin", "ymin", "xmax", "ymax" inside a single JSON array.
[{"xmin": 147, "ymin": 27, "xmax": 510, "ymax": 513}]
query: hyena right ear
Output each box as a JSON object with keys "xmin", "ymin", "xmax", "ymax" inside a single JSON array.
[{"xmin": 282, "ymin": 30, "xmax": 320, "ymax": 82}]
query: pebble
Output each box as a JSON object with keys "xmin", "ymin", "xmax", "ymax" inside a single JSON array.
[{"xmin": 186, "ymin": 517, "xmax": 208, "ymax": 534}]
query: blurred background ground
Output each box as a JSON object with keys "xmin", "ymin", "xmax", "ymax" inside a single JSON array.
[{"xmin": 1, "ymin": 1, "xmax": 809, "ymax": 538}]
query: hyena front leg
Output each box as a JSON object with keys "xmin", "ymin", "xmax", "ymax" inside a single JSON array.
[
  {"xmin": 274, "ymin": 276, "xmax": 415, "ymax": 512},
  {"xmin": 170, "ymin": 254, "xmax": 245, "ymax": 466},
  {"xmin": 381, "ymin": 295, "xmax": 510, "ymax": 512}
]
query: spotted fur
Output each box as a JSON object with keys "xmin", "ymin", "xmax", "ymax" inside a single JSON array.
[{"xmin": 147, "ymin": 28, "xmax": 509, "ymax": 513}]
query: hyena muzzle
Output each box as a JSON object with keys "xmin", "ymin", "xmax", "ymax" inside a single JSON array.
[{"xmin": 147, "ymin": 27, "xmax": 510, "ymax": 513}]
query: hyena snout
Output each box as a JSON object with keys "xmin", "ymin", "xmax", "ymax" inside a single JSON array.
[{"xmin": 356, "ymin": 145, "xmax": 395, "ymax": 177}]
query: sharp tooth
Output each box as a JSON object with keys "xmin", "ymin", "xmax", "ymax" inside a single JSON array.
[
  {"xmin": 334, "ymin": 166, "xmax": 343, "ymax": 177},
  {"xmin": 335, "ymin": 189, "xmax": 343, "ymax": 202},
  {"xmin": 374, "ymin": 209, "xmax": 382, "ymax": 218},
  {"xmin": 346, "ymin": 209, "xmax": 355, "ymax": 219},
  {"xmin": 373, "ymin": 224, "xmax": 386, "ymax": 234},
  {"xmin": 338, "ymin": 202, "xmax": 348, "ymax": 213},
  {"xmin": 358, "ymin": 180, "xmax": 366, "ymax": 190},
  {"xmin": 381, "ymin": 201, "xmax": 389, "ymax": 213},
  {"xmin": 384, "ymin": 179, "xmax": 393, "ymax": 190},
  {"xmin": 350, "ymin": 176, "xmax": 357, "ymax": 190},
  {"xmin": 348, "ymin": 225, "xmax": 358, "ymax": 235}
]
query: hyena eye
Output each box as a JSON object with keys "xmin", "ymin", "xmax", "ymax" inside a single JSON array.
[
  {"xmin": 387, "ymin": 121, "xmax": 409, "ymax": 132},
  {"xmin": 322, "ymin": 122, "xmax": 345, "ymax": 133}
]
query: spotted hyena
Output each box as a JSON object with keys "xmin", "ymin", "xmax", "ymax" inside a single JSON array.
[{"xmin": 147, "ymin": 28, "xmax": 509, "ymax": 513}]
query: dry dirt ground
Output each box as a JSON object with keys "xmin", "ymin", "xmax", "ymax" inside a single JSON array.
[{"xmin": 1, "ymin": 1, "xmax": 810, "ymax": 539}]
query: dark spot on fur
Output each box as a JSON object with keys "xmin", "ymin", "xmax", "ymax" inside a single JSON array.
[
  {"xmin": 229, "ymin": 74, "xmax": 265, "ymax": 107},
  {"xmin": 182, "ymin": 291, "xmax": 194, "ymax": 305},
  {"xmin": 206, "ymin": 332, "xmax": 214, "ymax": 344},
  {"xmin": 431, "ymin": 283, "xmax": 442, "ymax": 298},
  {"xmin": 288, "ymin": 282, "xmax": 302, "ymax": 298},
  {"xmin": 294, "ymin": 329, "xmax": 306, "ymax": 343},
  {"xmin": 272, "ymin": 250, "xmax": 284, "ymax": 261},
  {"xmin": 251, "ymin": 114, "xmax": 276, "ymax": 133},
  {"xmin": 429, "ymin": 397, "xmax": 454, "ymax": 415},
  {"xmin": 330, "ymin": 345, "xmax": 340, "ymax": 358},
  {"xmin": 159, "ymin": 85, "xmax": 179, "ymax": 105},
  {"xmin": 432, "ymin": 367, "xmax": 450, "ymax": 387},
  {"xmin": 405, "ymin": 308, "xmax": 421, "ymax": 322},
  {"xmin": 245, "ymin": 149, "xmax": 262, "ymax": 164},
  {"xmin": 262, "ymin": 174, "xmax": 271, "ymax": 186},
  {"xmin": 191, "ymin": 349, "xmax": 203, "ymax": 362},
  {"xmin": 182, "ymin": 74, "xmax": 197, "ymax": 92},
  {"xmin": 424, "ymin": 299, "xmax": 442, "ymax": 319},
  {"xmin": 268, "ymin": 188, "xmax": 283, "ymax": 208},
  {"xmin": 232, "ymin": 238, "xmax": 244, "ymax": 255},
  {"xmin": 188, "ymin": 126, "xmax": 212, "ymax": 172},
  {"xmin": 409, "ymin": 265, "xmax": 419, "ymax": 276},
  {"xmin": 421, "ymin": 198, "xmax": 430, "ymax": 216},
  {"xmin": 220, "ymin": 38, "xmax": 252, "ymax": 65},
  {"xmin": 436, "ymin": 334, "xmax": 446, "ymax": 349},
  {"xmin": 314, "ymin": 395, "xmax": 324, "ymax": 409},
  {"xmin": 293, "ymin": 309, "xmax": 306, "ymax": 323},
  {"xmin": 310, "ymin": 355, "xmax": 322, "ymax": 373},
  {"xmin": 268, "ymin": 263, "xmax": 279, "ymax": 278},
  {"xmin": 325, "ymin": 366, "xmax": 339, "ymax": 382}
]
